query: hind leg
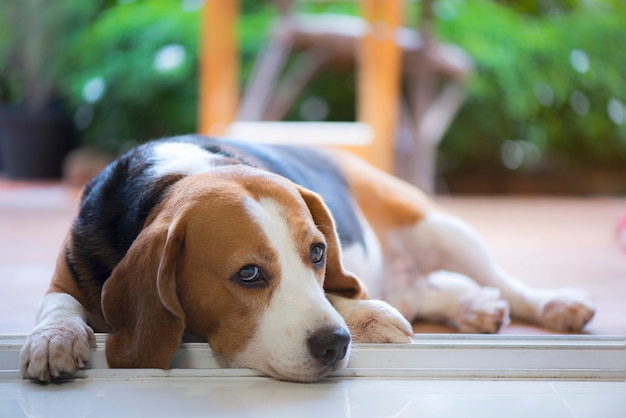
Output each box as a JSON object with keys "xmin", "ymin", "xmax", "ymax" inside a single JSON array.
[
  {"xmin": 386, "ymin": 272, "xmax": 510, "ymax": 333},
  {"xmin": 395, "ymin": 213, "xmax": 595, "ymax": 332}
]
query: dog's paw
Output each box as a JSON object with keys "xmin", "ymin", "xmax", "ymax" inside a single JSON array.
[
  {"xmin": 348, "ymin": 299, "xmax": 414, "ymax": 343},
  {"xmin": 536, "ymin": 288, "xmax": 595, "ymax": 332},
  {"xmin": 20, "ymin": 317, "xmax": 96, "ymax": 383},
  {"xmin": 454, "ymin": 287, "xmax": 510, "ymax": 333},
  {"xmin": 328, "ymin": 295, "xmax": 413, "ymax": 343}
]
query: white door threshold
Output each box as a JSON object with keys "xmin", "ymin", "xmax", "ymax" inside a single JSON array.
[
  {"xmin": 2, "ymin": 334, "xmax": 625, "ymax": 418},
  {"xmin": 1, "ymin": 334, "xmax": 624, "ymax": 381}
]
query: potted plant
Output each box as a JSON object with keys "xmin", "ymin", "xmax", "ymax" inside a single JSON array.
[{"xmin": 0, "ymin": 0, "xmax": 99, "ymax": 179}]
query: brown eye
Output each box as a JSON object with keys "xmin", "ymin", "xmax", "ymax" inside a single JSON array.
[
  {"xmin": 310, "ymin": 243, "xmax": 326, "ymax": 266},
  {"xmin": 239, "ymin": 265, "xmax": 261, "ymax": 282},
  {"xmin": 232, "ymin": 265, "xmax": 267, "ymax": 288}
]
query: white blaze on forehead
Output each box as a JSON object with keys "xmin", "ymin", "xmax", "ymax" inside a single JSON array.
[
  {"xmin": 233, "ymin": 196, "xmax": 349, "ymax": 380},
  {"xmin": 252, "ymin": 197, "xmax": 341, "ymax": 319},
  {"xmin": 149, "ymin": 141, "xmax": 219, "ymax": 177}
]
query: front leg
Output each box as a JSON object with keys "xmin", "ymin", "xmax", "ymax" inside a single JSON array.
[
  {"xmin": 20, "ymin": 292, "xmax": 96, "ymax": 383},
  {"xmin": 327, "ymin": 294, "xmax": 413, "ymax": 343}
]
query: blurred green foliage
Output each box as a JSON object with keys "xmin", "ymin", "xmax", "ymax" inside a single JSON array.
[
  {"xmin": 1, "ymin": 0, "xmax": 623, "ymax": 173},
  {"xmin": 58, "ymin": 0, "xmax": 200, "ymax": 152},
  {"xmin": 434, "ymin": 0, "xmax": 626, "ymax": 171}
]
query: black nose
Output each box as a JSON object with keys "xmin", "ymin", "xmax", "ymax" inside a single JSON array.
[{"xmin": 307, "ymin": 327, "xmax": 351, "ymax": 367}]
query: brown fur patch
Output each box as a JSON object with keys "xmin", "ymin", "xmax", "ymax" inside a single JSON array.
[
  {"xmin": 328, "ymin": 150, "xmax": 437, "ymax": 252},
  {"xmin": 47, "ymin": 235, "xmax": 91, "ymax": 309}
]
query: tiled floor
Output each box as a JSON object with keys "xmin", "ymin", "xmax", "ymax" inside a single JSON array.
[
  {"xmin": 0, "ymin": 376, "xmax": 624, "ymax": 418},
  {"xmin": 0, "ymin": 180, "xmax": 625, "ymax": 336}
]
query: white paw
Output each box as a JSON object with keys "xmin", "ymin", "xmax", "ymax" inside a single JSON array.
[
  {"xmin": 348, "ymin": 299, "xmax": 414, "ymax": 343},
  {"xmin": 20, "ymin": 317, "xmax": 96, "ymax": 383},
  {"xmin": 536, "ymin": 288, "xmax": 595, "ymax": 332},
  {"xmin": 454, "ymin": 287, "xmax": 510, "ymax": 333},
  {"xmin": 328, "ymin": 295, "xmax": 413, "ymax": 343}
]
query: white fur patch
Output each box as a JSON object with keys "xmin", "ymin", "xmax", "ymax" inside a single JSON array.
[
  {"xmin": 20, "ymin": 293, "xmax": 96, "ymax": 382},
  {"xmin": 149, "ymin": 140, "xmax": 219, "ymax": 177},
  {"xmin": 232, "ymin": 197, "xmax": 349, "ymax": 381},
  {"xmin": 341, "ymin": 211, "xmax": 384, "ymax": 298}
]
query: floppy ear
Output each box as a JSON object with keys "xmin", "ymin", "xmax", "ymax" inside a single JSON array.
[
  {"xmin": 101, "ymin": 210, "xmax": 186, "ymax": 369},
  {"xmin": 298, "ymin": 186, "xmax": 367, "ymax": 300}
]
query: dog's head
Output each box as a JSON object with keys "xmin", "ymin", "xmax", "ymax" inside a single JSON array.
[{"xmin": 101, "ymin": 166, "xmax": 364, "ymax": 382}]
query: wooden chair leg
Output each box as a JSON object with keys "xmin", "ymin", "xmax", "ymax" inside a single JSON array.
[{"xmin": 237, "ymin": 20, "xmax": 294, "ymax": 121}]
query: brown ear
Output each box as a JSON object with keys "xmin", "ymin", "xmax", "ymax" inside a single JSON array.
[
  {"xmin": 298, "ymin": 186, "xmax": 367, "ymax": 300},
  {"xmin": 101, "ymin": 210, "xmax": 186, "ymax": 369}
]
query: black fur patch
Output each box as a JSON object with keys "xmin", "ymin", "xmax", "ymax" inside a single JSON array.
[{"xmin": 69, "ymin": 142, "xmax": 183, "ymax": 303}]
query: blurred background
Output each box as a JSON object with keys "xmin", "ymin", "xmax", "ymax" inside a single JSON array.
[{"xmin": 0, "ymin": 0, "xmax": 624, "ymax": 194}]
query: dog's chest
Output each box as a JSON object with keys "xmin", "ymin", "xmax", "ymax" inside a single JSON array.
[{"xmin": 340, "ymin": 213, "xmax": 385, "ymax": 298}]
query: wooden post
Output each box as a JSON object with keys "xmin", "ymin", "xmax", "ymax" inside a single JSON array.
[
  {"xmin": 198, "ymin": 0, "xmax": 238, "ymax": 135},
  {"xmin": 357, "ymin": 0, "xmax": 402, "ymax": 172}
]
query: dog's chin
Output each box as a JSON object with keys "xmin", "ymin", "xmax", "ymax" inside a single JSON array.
[
  {"xmin": 260, "ymin": 364, "xmax": 339, "ymax": 383},
  {"xmin": 231, "ymin": 356, "xmax": 349, "ymax": 383}
]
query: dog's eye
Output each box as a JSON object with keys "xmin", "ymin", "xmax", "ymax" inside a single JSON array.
[
  {"xmin": 238, "ymin": 265, "xmax": 262, "ymax": 282},
  {"xmin": 233, "ymin": 265, "xmax": 267, "ymax": 287},
  {"xmin": 310, "ymin": 243, "xmax": 326, "ymax": 266}
]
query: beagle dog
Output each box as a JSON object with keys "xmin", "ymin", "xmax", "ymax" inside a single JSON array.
[{"xmin": 20, "ymin": 136, "xmax": 595, "ymax": 383}]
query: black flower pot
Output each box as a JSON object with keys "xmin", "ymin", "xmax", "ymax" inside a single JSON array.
[{"xmin": 0, "ymin": 105, "xmax": 76, "ymax": 179}]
